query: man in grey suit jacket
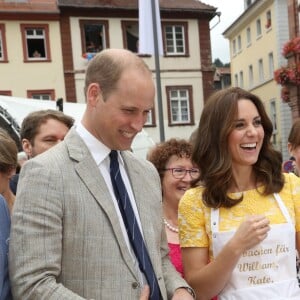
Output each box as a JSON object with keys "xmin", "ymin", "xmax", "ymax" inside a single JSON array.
[{"xmin": 9, "ymin": 49, "xmax": 195, "ymax": 299}]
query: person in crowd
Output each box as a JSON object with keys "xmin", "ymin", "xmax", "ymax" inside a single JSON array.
[
  {"xmin": 9, "ymin": 151, "xmax": 27, "ymax": 195},
  {"xmin": 21, "ymin": 109, "xmax": 74, "ymax": 159},
  {"xmin": 179, "ymin": 86, "xmax": 300, "ymax": 299},
  {"xmin": 147, "ymin": 138, "xmax": 199, "ymax": 277},
  {"xmin": 9, "ymin": 109, "xmax": 74, "ymax": 195},
  {"xmin": 9, "ymin": 49, "xmax": 195, "ymax": 300},
  {"xmin": 32, "ymin": 50, "xmax": 41, "ymax": 58},
  {"xmin": 0, "ymin": 194, "xmax": 12, "ymax": 299},
  {"xmin": 286, "ymin": 119, "xmax": 300, "ymax": 286},
  {"xmin": 282, "ymin": 156, "xmax": 296, "ymax": 174},
  {"xmin": 287, "ymin": 119, "xmax": 300, "ymax": 176},
  {"xmin": 0, "ymin": 128, "xmax": 18, "ymax": 213}
]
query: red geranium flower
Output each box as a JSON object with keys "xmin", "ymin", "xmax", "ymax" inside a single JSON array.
[
  {"xmin": 274, "ymin": 64, "xmax": 300, "ymax": 85},
  {"xmin": 282, "ymin": 36, "xmax": 300, "ymax": 58}
]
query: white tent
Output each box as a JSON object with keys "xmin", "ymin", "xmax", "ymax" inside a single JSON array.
[{"xmin": 0, "ymin": 95, "xmax": 155, "ymax": 159}]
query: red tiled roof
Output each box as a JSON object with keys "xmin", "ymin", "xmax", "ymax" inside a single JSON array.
[
  {"xmin": 0, "ymin": 0, "xmax": 216, "ymax": 15},
  {"xmin": 57, "ymin": 0, "xmax": 216, "ymax": 12},
  {"xmin": 217, "ymin": 67, "xmax": 231, "ymax": 74},
  {"xmin": 0, "ymin": 0, "xmax": 59, "ymax": 13}
]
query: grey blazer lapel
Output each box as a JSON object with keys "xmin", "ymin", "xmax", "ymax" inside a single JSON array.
[{"xmin": 65, "ymin": 129, "xmax": 139, "ymax": 278}]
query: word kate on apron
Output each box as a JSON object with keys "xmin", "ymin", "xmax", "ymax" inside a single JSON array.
[{"xmin": 211, "ymin": 193, "xmax": 300, "ymax": 300}]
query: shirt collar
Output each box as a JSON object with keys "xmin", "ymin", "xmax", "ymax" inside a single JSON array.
[
  {"xmin": 75, "ymin": 122, "xmax": 110, "ymax": 166},
  {"xmin": 75, "ymin": 122, "xmax": 125, "ymax": 167}
]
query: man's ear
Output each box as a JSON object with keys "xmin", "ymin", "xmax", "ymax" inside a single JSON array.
[
  {"xmin": 87, "ymin": 83, "xmax": 102, "ymax": 107},
  {"xmin": 22, "ymin": 139, "xmax": 32, "ymax": 158}
]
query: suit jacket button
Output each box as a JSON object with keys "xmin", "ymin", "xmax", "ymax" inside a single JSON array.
[{"xmin": 132, "ymin": 282, "xmax": 139, "ymax": 289}]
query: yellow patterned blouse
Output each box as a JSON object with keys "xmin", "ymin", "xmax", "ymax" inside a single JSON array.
[{"xmin": 178, "ymin": 173, "xmax": 300, "ymax": 260}]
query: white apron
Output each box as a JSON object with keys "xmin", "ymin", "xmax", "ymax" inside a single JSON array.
[{"xmin": 211, "ymin": 193, "xmax": 300, "ymax": 299}]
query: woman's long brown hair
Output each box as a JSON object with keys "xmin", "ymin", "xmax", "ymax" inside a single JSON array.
[{"xmin": 192, "ymin": 87, "xmax": 284, "ymax": 208}]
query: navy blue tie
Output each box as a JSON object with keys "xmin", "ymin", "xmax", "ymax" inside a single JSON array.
[{"xmin": 109, "ymin": 150, "xmax": 161, "ymax": 299}]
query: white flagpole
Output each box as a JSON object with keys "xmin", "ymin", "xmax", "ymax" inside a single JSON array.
[{"xmin": 139, "ymin": 0, "xmax": 165, "ymax": 141}]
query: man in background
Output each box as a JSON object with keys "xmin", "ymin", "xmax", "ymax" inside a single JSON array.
[
  {"xmin": 9, "ymin": 110, "xmax": 74, "ymax": 194},
  {"xmin": 21, "ymin": 109, "xmax": 74, "ymax": 159}
]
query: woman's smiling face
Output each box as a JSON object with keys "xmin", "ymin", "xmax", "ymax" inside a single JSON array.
[
  {"xmin": 162, "ymin": 155, "xmax": 195, "ymax": 205},
  {"xmin": 228, "ymin": 99, "xmax": 265, "ymax": 168}
]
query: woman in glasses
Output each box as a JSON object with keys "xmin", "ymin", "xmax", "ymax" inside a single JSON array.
[
  {"xmin": 179, "ymin": 87, "xmax": 300, "ymax": 299},
  {"xmin": 147, "ymin": 138, "xmax": 199, "ymax": 277}
]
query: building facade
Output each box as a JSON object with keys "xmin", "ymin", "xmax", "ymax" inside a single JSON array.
[
  {"xmin": 282, "ymin": 0, "xmax": 300, "ymax": 120},
  {"xmin": 0, "ymin": 0, "xmax": 66, "ymax": 101},
  {"xmin": 0, "ymin": 0, "xmax": 217, "ymax": 143},
  {"xmin": 224, "ymin": 0, "xmax": 291, "ymax": 159}
]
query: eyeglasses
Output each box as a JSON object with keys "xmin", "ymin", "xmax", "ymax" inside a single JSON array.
[{"xmin": 163, "ymin": 167, "xmax": 200, "ymax": 179}]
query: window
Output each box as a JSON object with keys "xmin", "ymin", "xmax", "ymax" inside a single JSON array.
[
  {"xmin": 21, "ymin": 24, "xmax": 50, "ymax": 61},
  {"xmin": 163, "ymin": 22, "xmax": 188, "ymax": 56},
  {"xmin": 270, "ymin": 99, "xmax": 277, "ymax": 145},
  {"xmin": 256, "ymin": 19, "xmax": 262, "ymax": 37},
  {"xmin": 237, "ymin": 35, "xmax": 242, "ymax": 52},
  {"xmin": 0, "ymin": 24, "xmax": 8, "ymax": 62},
  {"xmin": 234, "ymin": 74, "xmax": 238, "ymax": 86},
  {"xmin": 80, "ymin": 20, "xmax": 109, "ymax": 54},
  {"xmin": 122, "ymin": 21, "xmax": 139, "ymax": 53},
  {"xmin": 232, "ymin": 39, "xmax": 237, "ymax": 55},
  {"xmin": 239, "ymin": 71, "xmax": 244, "ymax": 88},
  {"xmin": 266, "ymin": 10, "xmax": 272, "ymax": 29},
  {"xmin": 27, "ymin": 89, "xmax": 55, "ymax": 100},
  {"xmin": 246, "ymin": 27, "xmax": 251, "ymax": 46},
  {"xmin": 166, "ymin": 86, "xmax": 194, "ymax": 125},
  {"xmin": 0, "ymin": 90, "xmax": 12, "ymax": 96},
  {"xmin": 249, "ymin": 65, "xmax": 253, "ymax": 88},
  {"xmin": 258, "ymin": 59, "xmax": 264, "ymax": 82},
  {"xmin": 268, "ymin": 52, "xmax": 274, "ymax": 79}
]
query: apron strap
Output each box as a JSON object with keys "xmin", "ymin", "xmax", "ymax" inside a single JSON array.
[{"xmin": 273, "ymin": 193, "xmax": 293, "ymax": 226}]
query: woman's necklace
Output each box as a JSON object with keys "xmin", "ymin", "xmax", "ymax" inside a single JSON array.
[{"xmin": 163, "ymin": 218, "xmax": 179, "ymax": 233}]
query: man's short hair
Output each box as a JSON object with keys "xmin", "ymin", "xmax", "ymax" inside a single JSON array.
[
  {"xmin": 20, "ymin": 109, "xmax": 74, "ymax": 144},
  {"xmin": 84, "ymin": 49, "xmax": 151, "ymax": 101}
]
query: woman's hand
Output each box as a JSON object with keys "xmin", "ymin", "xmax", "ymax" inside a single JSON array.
[{"xmin": 230, "ymin": 215, "xmax": 270, "ymax": 254}]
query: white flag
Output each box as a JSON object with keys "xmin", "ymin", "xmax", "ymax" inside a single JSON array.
[{"xmin": 138, "ymin": 0, "xmax": 163, "ymax": 56}]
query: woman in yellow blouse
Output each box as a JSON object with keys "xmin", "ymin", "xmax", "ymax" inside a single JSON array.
[{"xmin": 179, "ymin": 87, "xmax": 300, "ymax": 300}]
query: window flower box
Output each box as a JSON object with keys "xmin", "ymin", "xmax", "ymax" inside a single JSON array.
[
  {"xmin": 265, "ymin": 20, "xmax": 271, "ymax": 29},
  {"xmin": 282, "ymin": 36, "xmax": 300, "ymax": 58},
  {"xmin": 274, "ymin": 64, "xmax": 300, "ymax": 86}
]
